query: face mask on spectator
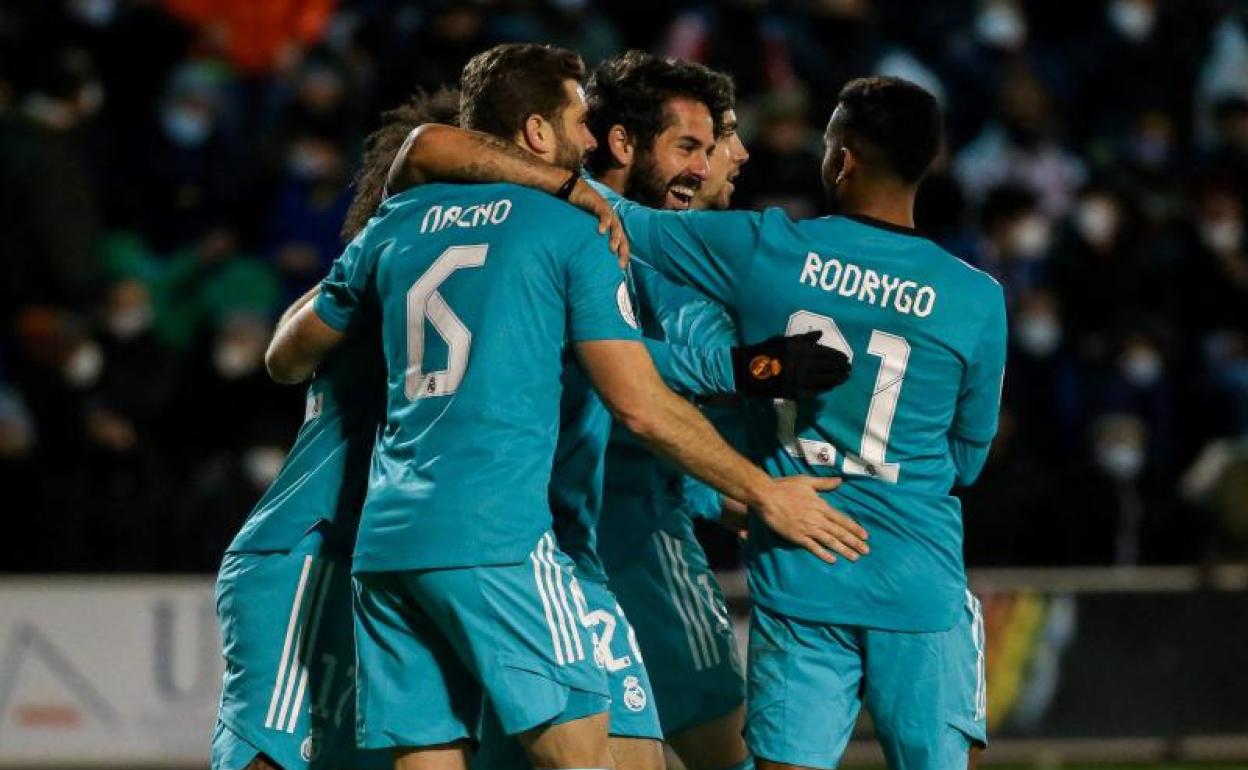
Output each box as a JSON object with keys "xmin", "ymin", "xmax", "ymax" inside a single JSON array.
[
  {"xmin": 1120, "ymin": 347, "xmax": 1163, "ymax": 387},
  {"xmin": 161, "ymin": 105, "xmax": 212, "ymax": 148},
  {"xmin": 975, "ymin": 3, "xmax": 1026, "ymax": 50},
  {"xmin": 214, "ymin": 342, "xmax": 262, "ymax": 380},
  {"xmin": 107, "ymin": 305, "xmax": 153, "ymax": 341},
  {"xmin": 1075, "ymin": 199, "xmax": 1118, "ymax": 247},
  {"xmin": 288, "ymin": 145, "xmax": 335, "ymax": 182},
  {"xmin": 1107, "ymin": 0, "xmax": 1156, "ymax": 43},
  {"xmin": 242, "ymin": 446, "xmax": 286, "ymax": 488},
  {"xmin": 1015, "ymin": 313, "xmax": 1061, "ymax": 357},
  {"xmin": 1199, "ymin": 218, "xmax": 1244, "ymax": 255},
  {"xmin": 1096, "ymin": 440, "xmax": 1145, "ymax": 480},
  {"xmin": 1010, "ymin": 215, "xmax": 1052, "ymax": 260},
  {"xmin": 63, "ymin": 341, "xmax": 103, "ymax": 387}
]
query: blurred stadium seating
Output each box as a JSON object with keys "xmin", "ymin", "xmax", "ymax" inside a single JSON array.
[{"xmin": 1, "ymin": 0, "xmax": 1246, "ymax": 767}]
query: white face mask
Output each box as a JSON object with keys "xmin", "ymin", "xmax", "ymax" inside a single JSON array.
[
  {"xmin": 107, "ymin": 306, "xmax": 153, "ymax": 341},
  {"xmin": 1108, "ymin": 0, "xmax": 1157, "ymax": 43},
  {"xmin": 214, "ymin": 343, "xmax": 262, "ymax": 380},
  {"xmin": 1199, "ymin": 219, "xmax": 1244, "ymax": 255},
  {"xmin": 1015, "ymin": 314, "xmax": 1062, "ymax": 357},
  {"xmin": 1097, "ymin": 441, "xmax": 1145, "ymax": 480},
  {"xmin": 63, "ymin": 342, "xmax": 104, "ymax": 387},
  {"xmin": 1075, "ymin": 200, "xmax": 1118, "ymax": 246},
  {"xmin": 243, "ymin": 446, "xmax": 286, "ymax": 488},
  {"xmin": 1121, "ymin": 348, "xmax": 1163, "ymax": 387},
  {"xmin": 975, "ymin": 3, "xmax": 1026, "ymax": 50},
  {"xmin": 1011, "ymin": 215, "xmax": 1052, "ymax": 261},
  {"xmin": 161, "ymin": 106, "xmax": 212, "ymax": 148}
]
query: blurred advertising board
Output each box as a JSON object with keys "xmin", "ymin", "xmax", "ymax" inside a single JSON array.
[{"xmin": 0, "ymin": 577, "xmax": 220, "ymax": 768}]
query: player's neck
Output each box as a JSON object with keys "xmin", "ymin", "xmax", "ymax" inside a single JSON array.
[
  {"xmin": 841, "ymin": 185, "xmax": 916, "ymax": 230},
  {"xmin": 597, "ymin": 167, "xmax": 629, "ymax": 197}
]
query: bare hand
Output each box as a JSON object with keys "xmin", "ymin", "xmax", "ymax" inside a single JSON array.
[
  {"xmin": 568, "ymin": 179, "xmax": 630, "ymax": 267},
  {"xmin": 753, "ymin": 476, "xmax": 869, "ymax": 564}
]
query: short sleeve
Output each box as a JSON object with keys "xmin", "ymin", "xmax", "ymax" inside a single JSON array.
[
  {"xmin": 615, "ymin": 200, "xmax": 763, "ymax": 307},
  {"xmin": 314, "ymin": 232, "xmax": 375, "ymax": 332},
  {"xmin": 565, "ymin": 233, "xmax": 643, "ymax": 343},
  {"xmin": 951, "ymin": 283, "xmax": 1008, "ymax": 443}
]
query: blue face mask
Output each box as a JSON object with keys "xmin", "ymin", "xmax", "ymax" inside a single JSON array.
[{"xmin": 161, "ymin": 106, "xmax": 211, "ymax": 148}]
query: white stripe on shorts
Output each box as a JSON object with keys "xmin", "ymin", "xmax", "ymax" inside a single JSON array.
[
  {"xmin": 653, "ymin": 532, "xmax": 710, "ymax": 670},
  {"xmin": 670, "ymin": 534, "xmax": 722, "ymax": 667},
  {"xmin": 539, "ymin": 535, "xmax": 577, "ymax": 664},
  {"xmin": 284, "ymin": 560, "xmax": 335, "ymax": 733},
  {"xmin": 967, "ymin": 590, "xmax": 987, "ymax": 721},
  {"xmin": 531, "ymin": 538, "xmax": 565, "ymax": 666},
  {"xmin": 274, "ymin": 558, "xmax": 327, "ymax": 731},
  {"xmin": 265, "ymin": 555, "xmax": 314, "ymax": 730}
]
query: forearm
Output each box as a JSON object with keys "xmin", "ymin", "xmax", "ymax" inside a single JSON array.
[
  {"xmin": 264, "ymin": 302, "xmax": 343, "ymax": 385},
  {"xmin": 277, "ymin": 285, "xmax": 320, "ymax": 330},
  {"xmin": 949, "ymin": 435, "xmax": 992, "ymax": 486},
  {"xmin": 388, "ymin": 123, "xmax": 571, "ymax": 195},
  {"xmin": 621, "ymin": 386, "xmax": 771, "ymax": 509}
]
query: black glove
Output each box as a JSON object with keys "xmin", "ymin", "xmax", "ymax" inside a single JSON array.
[{"xmin": 731, "ymin": 330, "xmax": 851, "ymax": 399}]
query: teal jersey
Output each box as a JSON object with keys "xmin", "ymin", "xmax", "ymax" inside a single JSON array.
[
  {"xmin": 599, "ymin": 261, "xmax": 745, "ymax": 557},
  {"xmin": 547, "ymin": 178, "xmax": 735, "ymax": 582},
  {"xmin": 315, "ymin": 183, "xmax": 640, "ymax": 572},
  {"xmin": 617, "ymin": 202, "xmax": 1007, "ymax": 632},
  {"xmin": 225, "ymin": 335, "xmax": 385, "ymax": 557}
]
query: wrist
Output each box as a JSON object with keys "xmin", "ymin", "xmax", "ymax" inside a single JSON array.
[
  {"xmin": 554, "ymin": 171, "xmax": 579, "ymax": 200},
  {"xmin": 739, "ymin": 474, "xmax": 773, "ymax": 511}
]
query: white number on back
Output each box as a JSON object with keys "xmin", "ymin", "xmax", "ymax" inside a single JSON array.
[
  {"xmin": 405, "ymin": 244, "xmax": 488, "ymax": 400},
  {"xmin": 776, "ymin": 311, "xmax": 910, "ymax": 483}
]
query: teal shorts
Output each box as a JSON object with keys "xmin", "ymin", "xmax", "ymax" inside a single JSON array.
[
  {"xmin": 605, "ymin": 529, "xmax": 745, "ymax": 736},
  {"xmin": 213, "ymin": 532, "xmax": 392, "ymax": 770},
  {"xmin": 746, "ymin": 592, "xmax": 987, "ymax": 770},
  {"xmin": 352, "ymin": 532, "xmax": 610, "ymax": 750},
  {"xmin": 473, "ymin": 576, "xmax": 662, "ymax": 770}
]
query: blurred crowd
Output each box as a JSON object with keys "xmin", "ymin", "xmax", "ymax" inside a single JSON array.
[{"xmin": 1, "ymin": 0, "xmax": 1247, "ymax": 572}]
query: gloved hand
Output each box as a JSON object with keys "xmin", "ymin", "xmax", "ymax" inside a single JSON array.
[{"xmin": 731, "ymin": 330, "xmax": 851, "ymax": 399}]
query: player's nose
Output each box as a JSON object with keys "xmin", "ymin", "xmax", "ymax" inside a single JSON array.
[
  {"xmin": 688, "ymin": 150, "xmax": 710, "ymax": 180},
  {"xmin": 581, "ymin": 126, "xmax": 597, "ymax": 153}
]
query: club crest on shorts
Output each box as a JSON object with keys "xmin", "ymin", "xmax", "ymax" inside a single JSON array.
[
  {"xmin": 300, "ymin": 728, "xmax": 323, "ymax": 762},
  {"xmin": 622, "ymin": 675, "xmax": 647, "ymax": 712}
]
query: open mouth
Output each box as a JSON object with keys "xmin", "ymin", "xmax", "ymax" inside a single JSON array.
[{"xmin": 667, "ymin": 184, "xmax": 697, "ymax": 209}]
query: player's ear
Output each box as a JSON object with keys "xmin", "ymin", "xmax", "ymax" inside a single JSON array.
[
  {"xmin": 836, "ymin": 146, "xmax": 856, "ymax": 186},
  {"xmin": 607, "ymin": 124, "xmax": 633, "ymax": 167},
  {"xmin": 521, "ymin": 113, "xmax": 551, "ymax": 155}
]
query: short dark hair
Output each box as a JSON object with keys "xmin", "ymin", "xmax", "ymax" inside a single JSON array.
[
  {"xmin": 832, "ymin": 76, "xmax": 942, "ymax": 184},
  {"xmin": 585, "ymin": 50, "xmax": 734, "ymax": 176},
  {"xmin": 341, "ymin": 87, "xmax": 461, "ymax": 241},
  {"xmin": 459, "ymin": 43, "xmax": 585, "ymax": 139}
]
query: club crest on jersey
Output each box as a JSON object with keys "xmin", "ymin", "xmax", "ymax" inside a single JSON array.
[
  {"xmin": 616, "ymin": 282, "xmax": 638, "ymax": 329},
  {"xmin": 300, "ymin": 729, "xmax": 323, "ymax": 762},
  {"xmin": 749, "ymin": 355, "xmax": 781, "ymax": 380},
  {"xmin": 622, "ymin": 675, "xmax": 647, "ymax": 712}
]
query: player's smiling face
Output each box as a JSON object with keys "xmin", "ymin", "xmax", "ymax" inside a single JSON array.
[
  {"xmin": 628, "ymin": 97, "xmax": 714, "ymax": 211},
  {"xmin": 694, "ymin": 109, "xmax": 749, "ymax": 210},
  {"xmin": 552, "ymin": 80, "xmax": 597, "ymax": 172}
]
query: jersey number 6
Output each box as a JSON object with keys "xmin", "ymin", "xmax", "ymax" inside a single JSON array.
[{"xmin": 405, "ymin": 244, "xmax": 488, "ymax": 400}]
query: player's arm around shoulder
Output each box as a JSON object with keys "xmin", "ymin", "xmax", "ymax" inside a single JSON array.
[
  {"xmin": 613, "ymin": 199, "xmax": 765, "ymax": 306},
  {"xmin": 267, "ymin": 233, "xmax": 374, "ymax": 384}
]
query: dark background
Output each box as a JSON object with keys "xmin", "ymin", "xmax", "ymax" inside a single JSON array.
[{"xmin": 1, "ymin": 0, "xmax": 1247, "ymax": 573}]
